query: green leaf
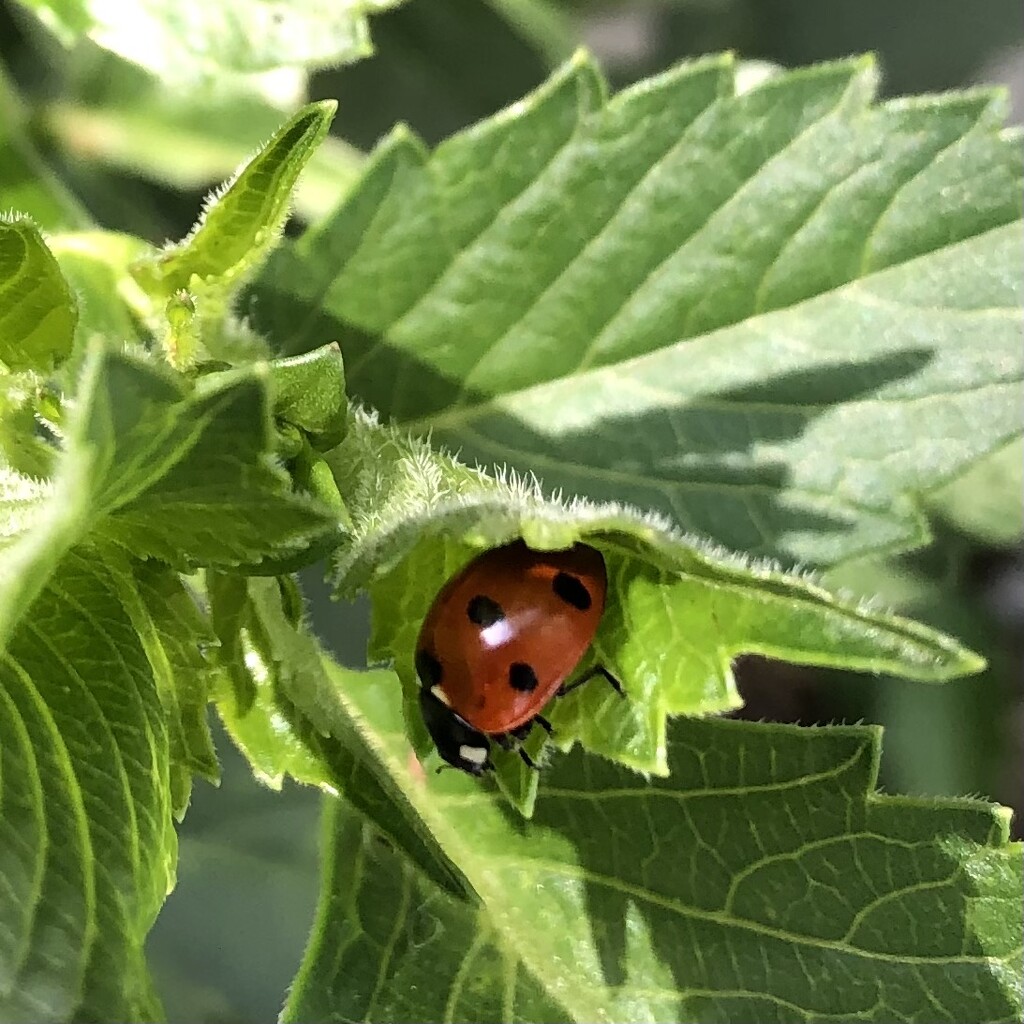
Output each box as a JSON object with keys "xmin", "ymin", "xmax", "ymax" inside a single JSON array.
[
  {"xmin": 75, "ymin": 348, "xmax": 339, "ymax": 570},
  {"xmin": 212, "ymin": 577, "xmax": 468, "ymax": 899},
  {"xmin": 284, "ymin": 665, "xmax": 1023, "ymax": 1024},
  {"xmin": 13, "ymin": 0, "xmax": 407, "ymax": 82},
  {"xmin": 323, "ymin": 407, "xmax": 981, "ymax": 810},
  {"xmin": 0, "ymin": 465, "xmax": 50, "ymax": 548},
  {"xmin": 42, "ymin": 94, "xmax": 364, "ymax": 224},
  {"xmin": 0, "ymin": 347, "xmax": 329, "ymax": 1015},
  {"xmin": 926, "ymin": 437, "xmax": 1024, "ymax": 546},
  {"xmin": 0, "ymin": 547, "xmax": 173, "ymax": 1022},
  {"xmin": 268, "ymin": 342, "xmax": 347, "ymax": 444},
  {"xmin": 114, "ymin": 557, "xmax": 220, "ymax": 817},
  {"xmin": 130, "ymin": 101, "xmax": 336, "ymax": 318},
  {"xmin": 207, "ymin": 569, "xmax": 259, "ymax": 714},
  {"xmin": 285, "ymin": 801, "xmax": 543, "ymax": 1024},
  {"xmin": 0, "ymin": 345, "xmax": 338, "ymax": 649},
  {"xmin": 0, "ymin": 373, "xmax": 57, "ymax": 478},
  {"xmin": 254, "ymin": 53, "xmax": 1024, "ymax": 567},
  {"xmin": 0, "ymin": 216, "xmax": 77, "ymax": 372},
  {"xmin": 209, "ymin": 576, "xmax": 327, "ymax": 790}
]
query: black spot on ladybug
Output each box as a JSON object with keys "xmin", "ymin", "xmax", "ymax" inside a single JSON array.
[
  {"xmin": 415, "ymin": 649, "xmax": 443, "ymax": 687},
  {"xmin": 552, "ymin": 572, "xmax": 592, "ymax": 611},
  {"xmin": 467, "ymin": 594, "xmax": 504, "ymax": 627},
  {"xmin": 508, "ymin": 662, "xmax": 539, "ymax": 692}
]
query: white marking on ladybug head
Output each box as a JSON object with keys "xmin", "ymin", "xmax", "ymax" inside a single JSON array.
[
  {"xmin": 431, "ymin": 685, "xmax": 451, "ymax": 707},
  {"xmin": 459, "ymin": 744, "xmax": 488, "ymax": 767}
]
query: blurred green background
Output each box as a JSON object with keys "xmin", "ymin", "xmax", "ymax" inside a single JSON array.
[{"xmin": 1, "ymin": 2, "xmax": 1021, "ymax": 1020}]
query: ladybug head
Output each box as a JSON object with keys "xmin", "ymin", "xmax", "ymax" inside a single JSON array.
[{"xmin": 418, "ymin": 685, "xmax": 493, "ymax": 776}]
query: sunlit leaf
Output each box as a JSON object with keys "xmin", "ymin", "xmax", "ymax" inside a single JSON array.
[
  {"xmin": 13, "ymin": 0, "xmax": 408, "ymax": 82},
  {"xmin": 282, "ymin": 664, "xmax": 1023, "ymax": 1024},
  {"xmin": 254, "ymin": 54, "xmax": 1023, "ymax": 567},
  {"xmin": 130, "ymin": 102, "xmax": 336, "ymax": 312}
]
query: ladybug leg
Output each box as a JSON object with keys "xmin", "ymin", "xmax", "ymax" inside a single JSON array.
[
  {"xmin": 534, "ymin": 714, "xmax": 554, "ymax": 735},
  {"xmin": 517, "ymin": 747, "xmax": 539, "ymax": 770},
  {"xmin": 558, "ymin": 664, "xmax": 625, "ymax": 698},
  {"xmin": 493, "ymin": 729, "xmax": 542, "ymax": 771}
]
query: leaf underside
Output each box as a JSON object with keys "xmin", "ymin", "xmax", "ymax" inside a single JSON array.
[{"xmin": 0, "ymin": 549, "xmax": 172, "ymax": 1022}]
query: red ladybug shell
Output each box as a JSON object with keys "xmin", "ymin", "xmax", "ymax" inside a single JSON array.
[{"xmin": 415, "ymin": 540, "xmax": 607, "ymax": 735}]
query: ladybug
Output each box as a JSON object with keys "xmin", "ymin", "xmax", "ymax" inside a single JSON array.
[{"xmin": 414, "ymin": 539, "xmax": 622, "ymax": 775}]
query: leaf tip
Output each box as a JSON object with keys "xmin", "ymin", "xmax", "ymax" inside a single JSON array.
[
  {"xmin": 853, "ymin": 51, "xmax": 878, "ymax": 75},
  {"xmin": 568, "ymin": 45, "xmax": 591, "ymax": 69},
  {"xmin": 954, "ymin": 647, "xmax": 988, "ymax": 678},
  {"xmin": 312, "ymin": 98, "xmax": 339, "ymax": 120},
  {"xmin": 384, "ymin": 121, "xmax": 428, "ymax": 159}
]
